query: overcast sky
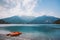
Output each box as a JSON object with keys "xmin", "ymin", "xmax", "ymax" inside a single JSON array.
[{"xmin": 0, "ymin": 0, "xmax": 60, "ymax": 19}]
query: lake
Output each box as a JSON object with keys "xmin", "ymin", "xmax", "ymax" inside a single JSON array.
[{"xmin": 0, "ymin": 24, "xmax": 60, "ymax": 40}]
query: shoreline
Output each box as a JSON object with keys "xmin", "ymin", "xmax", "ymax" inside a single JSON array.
[{"xmin": 0, "ymin": 24, "xmax": 60, "ymax": 27}]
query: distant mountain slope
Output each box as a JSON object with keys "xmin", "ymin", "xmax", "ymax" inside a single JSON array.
[
  {"xmin": 1, "ymin": 16, "xmax": 26, "ymax": 24},
  {"xmin": 28, "ymin": 16, "xmax": 60, "ymax": 24},
  {"xmin": 20, "ymin": 16, "xmax": 36, "ymax": 22},
  {"xmin": 0, "ymin": 19, "xmax": 9, "ymax": 24},
  {"xmin": 0, "ymin": 15, "xmax": 60, "ymax": 24},
  {"xmin": 0, "ymin": 16, "xmax": 36, "ymax": 24},
  {"xmin": 54, "ymin": 19, "xmax": 60, "ymax": 24}
]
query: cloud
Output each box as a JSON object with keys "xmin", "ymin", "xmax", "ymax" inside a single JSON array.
[
  {"xmin": 0, "ymin": 0, "xmax": 59, "ymax": 18},
  {"xmin": 0, "ymin": 6, "xmax": 16, "ymax": 19},
  {"xmin": 34, "ymin": 9, "xmax": 60, "ymax": 18},
  {"xmin": 0, "ymin": 0, "xmax": 38, "ymax": 19}
]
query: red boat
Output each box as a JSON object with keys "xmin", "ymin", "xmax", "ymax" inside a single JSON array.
[{"xmin": 6, "ymin": 32, "xmax": 22, "ymax": 37}]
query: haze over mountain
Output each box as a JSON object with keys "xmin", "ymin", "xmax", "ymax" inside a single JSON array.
[
  {"xmin": 0, "ymin": 15, "xmax": 60, "ymax": 24},
  {"xmin": 20, "ymin": 16, "xmax": 36, "ymax": 22}
]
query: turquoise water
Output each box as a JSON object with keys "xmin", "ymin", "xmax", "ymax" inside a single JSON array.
[{"xmin": 0, "ymin": 24, "xmax": 60, "ymax": 40}]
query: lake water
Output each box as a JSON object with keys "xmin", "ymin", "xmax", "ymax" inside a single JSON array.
[{"xmin": 0, "ymin": 24, "xmax": 60, "ymax": 40}]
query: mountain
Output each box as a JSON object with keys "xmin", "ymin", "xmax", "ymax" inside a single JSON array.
[
  {"xmin": 20, "ymin": 16, "xmax": 36, "ymax": 22},
  {"xmin": 0, "ymin": 16, "xmax": 35, "ymax": 24},
  {"xmin": 0, "ymin": 15, "xmax": 60, "ymax": 24},
  {"xmin": 54, "ymin": 19, "xmax": 60, "ymax": 24},
  {"xmin": 0, "ymin": 19, "xmax": 9, "ymax": 24},
  {"xmin": 0, "ymin": 16, "xmax": 26, "ymax": 24},
  {"xmin": 28, "ymin": 15, "xmax": 60, "ymax": 24}
]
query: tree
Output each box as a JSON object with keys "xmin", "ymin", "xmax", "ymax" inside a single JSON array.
[
  {"xmin": 0, "ymin": 19, "xmax": 9, "ymax": 24},
  {"xmin": 54, "ymin": 19, "xmax": 60, "ymax": 24}
]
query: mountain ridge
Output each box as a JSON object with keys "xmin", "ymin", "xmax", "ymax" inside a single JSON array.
[
  {"xmin": 28, "ymin": 15, "xmax": 60, "ymax": 24},
  {"xmin": 0, "ymin": 15, "xmax": 60, "ymax": 24}
]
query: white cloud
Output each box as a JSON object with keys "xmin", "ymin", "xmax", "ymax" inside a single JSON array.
[
  {"xmin": 34, "ymin": 9, "xmax": 59, "ymax": 18},
  {"xmin": 0, "ymin": 6, "xmax": 16, "ymax": 18},
  {"xmin": 0, "ymin": 0, "xmax": 59, "ymax": 19},
  {"xmin": 0, "ymin": 0, "xmax": 38, "ymax": 19}
]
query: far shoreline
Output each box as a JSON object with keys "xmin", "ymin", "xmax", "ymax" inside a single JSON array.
[{"xmin": 0, "ymin": 24, "xmax": 60, "ymax": 27}]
